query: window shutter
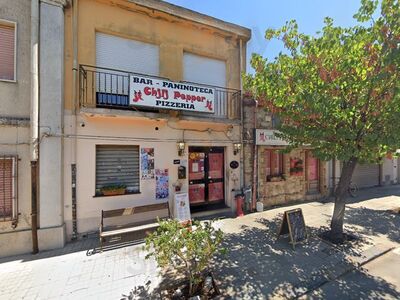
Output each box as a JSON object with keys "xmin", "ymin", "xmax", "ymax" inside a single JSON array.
[
  {"xmin": 95, "ymin": 33, "xmax": 159, "ymax": 76},
  {"xmin": 183, "ymin": 52, "xmax": 226, "ymax": 87},
  {"xmin": 0, "ymin": 23, "xmax": 15, "ymax": 80},
  {"xmin": 271, "ymin": 151, "xmax": 278, "ymax": 175},
  {"xmin": 265, "ymin": 150, "xmax": 271, "ymax": 176},
  {"xmin": 0, "ymin": 158, "xmax": 14, "ymax": 219},
  {"xmin": 96, "ymin": 145, "xmax": 140, "ymax": 193}
]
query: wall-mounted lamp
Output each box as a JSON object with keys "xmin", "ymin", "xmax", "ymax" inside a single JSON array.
[
  {"xmin": 177, "ymin": 141, "xmax": 186, "ymax": 156},
  {"xmin": 233, "ymin": 143, "xmax": 242, "ymax": 155}
]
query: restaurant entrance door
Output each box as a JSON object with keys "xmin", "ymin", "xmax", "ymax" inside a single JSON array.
[{"xmin": 188, "ymin": 147, "xmax": 225, "ymax": 210}]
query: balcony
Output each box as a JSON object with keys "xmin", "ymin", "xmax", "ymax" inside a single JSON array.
[{"xmin": 79, "ymin": 65, "xmax": 241, "ymax": 120}]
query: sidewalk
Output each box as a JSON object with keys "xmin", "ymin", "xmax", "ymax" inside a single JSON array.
[{"xmin": 1, "ymin": 185, "xmax": 399, "ymax": 299}]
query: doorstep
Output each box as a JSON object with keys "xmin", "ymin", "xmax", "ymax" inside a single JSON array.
[
  {"xmin": 305, "ymin": 193, "xmax": 322, "ymax": 201},
  {"xmin": 191, "ymin": 207, "xmax": 234, "ymax": 221}
]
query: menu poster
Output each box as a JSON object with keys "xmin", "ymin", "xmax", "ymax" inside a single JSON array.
[
  {"xmin": 156, "ymin": 169, "xmax": 169, "ymax": 200},
  {"xmin": 141, "ymin": 148, "xmax": 155, "ymax": 179},
  {"xmin": 174, "ymin": 192, "xmax": 191, "ymax": 222}
]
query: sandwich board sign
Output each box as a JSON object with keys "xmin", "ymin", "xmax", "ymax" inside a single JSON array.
[{"xmin": 277, "ymin": 208, "xmax": 308, "ymax": 250}]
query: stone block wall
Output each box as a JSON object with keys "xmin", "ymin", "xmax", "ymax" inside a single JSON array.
[{"xmin": 243, "ymin": 97, "xmax": 328, "ymax": 208}]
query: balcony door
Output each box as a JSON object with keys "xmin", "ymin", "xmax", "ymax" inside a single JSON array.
[{"xmin": 188, "ymin": 147, "xmax": 225, "ymax": 209}]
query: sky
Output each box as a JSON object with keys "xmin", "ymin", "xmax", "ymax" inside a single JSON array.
[{"xmin": 165, "ymin": 0, "xmax": 364, "ymax": 71}]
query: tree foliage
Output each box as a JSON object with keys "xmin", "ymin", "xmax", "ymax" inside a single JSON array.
[{"xmin": 244, "ymin": 0, "xmax": 400, "ymax": 164}]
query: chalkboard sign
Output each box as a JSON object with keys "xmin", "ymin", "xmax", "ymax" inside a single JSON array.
[{"xmin": 277, "ymin": 208, "xmax": 308, "ymax": 249}]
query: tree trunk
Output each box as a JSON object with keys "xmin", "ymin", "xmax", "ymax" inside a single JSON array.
[{"xmin": 329, "ymin": 157, "xmax": 358, "ymax": 243}]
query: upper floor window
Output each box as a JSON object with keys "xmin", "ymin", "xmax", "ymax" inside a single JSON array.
[
  {"xmin": 183, "ymin": 52, "xmax": 226, "ymax": 87},
  {"xmin": 0, "ymin": 20, "xmax": 16, "ymax": 81},
  {"xmin": 96, "ymin": 32, "xmax": 159, "ymax": 76}
]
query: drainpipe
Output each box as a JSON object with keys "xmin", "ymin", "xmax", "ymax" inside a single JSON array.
[
  {"xmin": 71, "ymin": 0, "xmax": 79, "ymax": 239},
  {"xmin": 30, "ymin": 0, "xmax": 40, "ymax": 254},
  {"xmin": 239, "ymin": 38, "xmax": 244, "ymax": 189},
  {"xmin": 252, "ymin": 100, "xmax": 258, "ymax": 211}
]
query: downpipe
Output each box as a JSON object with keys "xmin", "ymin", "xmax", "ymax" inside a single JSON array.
[{"xmin": 30, "ymin": 0, "xmax": 40, "ymax": 254}]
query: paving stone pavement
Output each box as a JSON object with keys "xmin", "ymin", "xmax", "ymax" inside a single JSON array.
[{"xmin": 0, "ymin": 185, "xmax": 399, "ymax": 299}]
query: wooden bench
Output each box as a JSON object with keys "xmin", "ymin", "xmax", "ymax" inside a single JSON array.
[{"xmin": 99, "ymin": 202, "xmax": 170, "ymax": 251}]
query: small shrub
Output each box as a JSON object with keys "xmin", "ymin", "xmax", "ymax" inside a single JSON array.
[{"xmin": 144, "ymin": 219, "xmax": 225, "ymax": 297}]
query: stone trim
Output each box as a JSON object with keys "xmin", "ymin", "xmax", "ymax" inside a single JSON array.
[{"xmin": 0, "ymin": 116, "xmax": 30, "ymax": 127}]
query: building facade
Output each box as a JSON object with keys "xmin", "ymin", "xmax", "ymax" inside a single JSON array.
[
  {"xmin": 243, "ymin": 99, "xmax": 329, "ymax": 209},
  {"xmin": 0, "ymin": 0, "xmax": 67, "ymax": 258},
  {"xmin": 62, "ymin": 0, "xmax": 251, "ymax": 239}
]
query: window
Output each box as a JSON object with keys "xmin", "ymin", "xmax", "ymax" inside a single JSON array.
[
  {"xmin": 0, "ymin": 156, "xmax": 17, "ymax": 221},
  {"xmin": 265, "ymin": 149, "xmax": 284, "ymax": 180},
  {"xmin": 0, "ymin": 20, "xmax": 16, "ymax": 81},
  {"xmin": 183, "ymin": 52, "xmax": 226, "ymax": 87},
  {"xmin": 95, "ymin": 145, "xmax": 140, "ymax": 196}
]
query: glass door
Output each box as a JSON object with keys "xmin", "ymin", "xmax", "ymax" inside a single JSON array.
[{"xmin": 188, "ymin": 147, "xmax": 225, "ymax": 208}]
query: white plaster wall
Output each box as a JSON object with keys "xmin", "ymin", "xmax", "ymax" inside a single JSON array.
[
  {"xmin": 382, "ymin": 158, "xmax": 396, "ymax": 185},
  {"xmin": 38, "ymin": 1, "xmax": 65, "ymax": 245},
  {"xmin": 0, "ymin": 0, "xmax": 31, "ymax": 116},
  {"xmin": 63, "ymin": 114, "xmax": 241, "ymax": 237}
]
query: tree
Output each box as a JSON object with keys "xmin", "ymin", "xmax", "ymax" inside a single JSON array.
[{"xmin": 244, "ymin": 0, "xmax": 400, "ymax": 242}]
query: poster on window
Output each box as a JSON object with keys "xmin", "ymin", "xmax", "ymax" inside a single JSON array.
[
  {"xmin": 156, "ymin": 169, "xmax": 169, "ymax": 200},
  {"xmin": 141, "ymin": 148, "xmax": 154, "ymax": 179}
]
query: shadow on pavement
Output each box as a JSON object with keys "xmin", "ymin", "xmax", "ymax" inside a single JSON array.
[
  {"xmin": 143, "ymin": 212, "xmax": 399, "ymax": 299},
  {"xmin": 345, "ymin": 206, "xmax": 400, "ymax": 244}
]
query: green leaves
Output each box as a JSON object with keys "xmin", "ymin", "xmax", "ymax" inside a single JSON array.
[
  {"xmin": 244, "ymin": 0, "xmax": 400, "ymax": 164},
  {"xmin": 144, "ymin": 219, "xmax": 225, "ymax": 296}
]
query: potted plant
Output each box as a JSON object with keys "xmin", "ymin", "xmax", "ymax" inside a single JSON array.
[
  {"xmin": 267, "ymin": 174, "xmax": 286, "ymax": 182},
  {"xmin": 290, "ymin": 158, "xmax": 304, "ymax": 176},
  {"xmin": 100, "ymin": 184, "xmax": 127, "ymax": 196},
  {"xmin": 144, "ymin": 219, "xmax": 226, "ymax": 298}
]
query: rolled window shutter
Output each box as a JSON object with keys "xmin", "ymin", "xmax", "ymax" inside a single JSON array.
[
  {"xmin": 96, "ymin": 145, "xmax": 140, "ymax": 192},
  {"xmin": 0, "ymin": 23, "xmax": 15, "ymax": 80}
]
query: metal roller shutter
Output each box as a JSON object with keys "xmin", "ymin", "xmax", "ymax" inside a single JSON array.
[
  {"xmin": 183, "ymin": 52, "xmax": 226, "ymax": 87},
  {"xmin": 96, "ymin": 145, "xmax": 140, "ymax": 193},
  {"xmin": 95, "ymin": 32, "xmax": 159, "ymax": 75},
  {"xmin": 351, "ymin": 163, "xmax": 379, "ymax": 188}
]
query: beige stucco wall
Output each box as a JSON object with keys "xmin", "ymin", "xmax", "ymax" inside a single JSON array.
[
  {"xmin": 62, "ymin": 0, "xmax": 248, "ymax": 238},
  {"xmin": 64, "ymin": 0, "xmax": 245, "ymax": 111},
  {"xmin": 63, "ymin": 114, "xmax": 241, "ymax": 237}
]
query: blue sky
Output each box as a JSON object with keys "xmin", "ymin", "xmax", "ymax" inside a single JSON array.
[{"xmin": 165, "ymin": 0, "xmax": 364, "ymax": 71}]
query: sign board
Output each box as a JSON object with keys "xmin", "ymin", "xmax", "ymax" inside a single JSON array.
[
  {"xmin": 129, "ymin": 75, "xmax": 215, "ymax": 113},
  {"xmin": 255, "ymin": 129, "xmax": 289, "ymax": 146},
  {"xmin": 174, "ymin": 192, "xmax": 191, "ymax": 223},
  {"xmin": 277, "ymin": 208, "xmax": 308, "ymax": 249},
  {"xmin": 173, "ymin": 159, "xmax": 181, "ymax": 165}
]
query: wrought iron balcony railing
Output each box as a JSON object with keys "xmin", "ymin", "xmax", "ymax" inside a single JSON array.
[{"xmin": 79, "ymin": 65, "xmax": 241, "ymax": 120}]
